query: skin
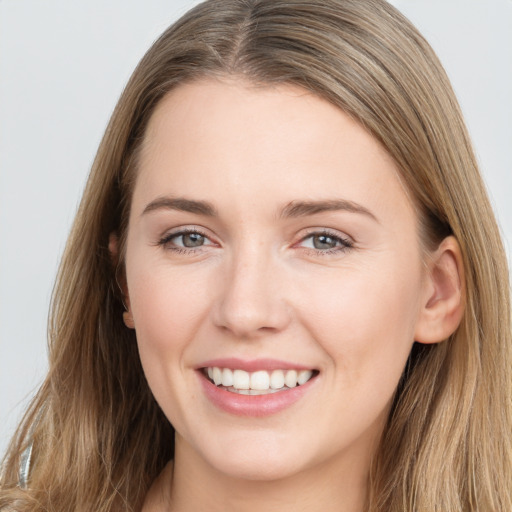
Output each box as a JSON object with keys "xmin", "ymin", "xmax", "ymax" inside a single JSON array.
[{"xmin": 120, "ymin": 78, "xmax": 463, "ymax": 512}]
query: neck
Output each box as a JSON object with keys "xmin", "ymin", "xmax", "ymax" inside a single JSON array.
[{"xmin": 145, "ymin": 432, "xmax": 377, "ymax": 512}]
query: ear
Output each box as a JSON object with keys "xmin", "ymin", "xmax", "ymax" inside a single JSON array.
[
  {"xmin": 109, "ymin": 232, "xmax": 135, "ymax": 329},
  {"xmin": 414, "ymin": 236, "xmax": 465, "ymax": 344}
]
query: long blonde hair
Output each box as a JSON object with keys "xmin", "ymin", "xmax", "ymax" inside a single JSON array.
[{"xmin": 1, "ymin": 0, "xmax": 511, "ymax": 510}]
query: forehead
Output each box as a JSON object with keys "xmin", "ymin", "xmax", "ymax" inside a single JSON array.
[{"xmin": 133, "ymin": 77, "xmax": 415, "ymax": 228}]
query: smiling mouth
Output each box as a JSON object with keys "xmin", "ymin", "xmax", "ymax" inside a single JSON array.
[{"xmin": 203, "ymin": 367, "xmax": 319, "ymax": 395}]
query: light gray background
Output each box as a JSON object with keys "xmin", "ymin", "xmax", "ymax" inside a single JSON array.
[{"xmin": 1, "ymin": 0, "xmax": 511, "ymax": 456}]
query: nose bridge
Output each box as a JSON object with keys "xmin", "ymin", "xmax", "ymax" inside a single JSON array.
[{"xmin": 213, "ymin": 238, "xmax": 290, "ymax": 337}]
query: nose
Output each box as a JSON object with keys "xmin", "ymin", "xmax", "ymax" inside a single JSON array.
[{"xmin": 212, "ymin": 244, "xmax": 292, "ymax": 339}]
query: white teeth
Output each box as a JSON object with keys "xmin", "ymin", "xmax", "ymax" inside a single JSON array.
[
  {"xmin": 233, "ymin": 369, "xmax": 250, "ymax": 390},
  {"xmin": 270, "ymin": 369, "xmax": 285, "ymax": 389},
  {"xmin": 205, "ymin": 366, "xmax": 315, "ymax": 392},
  {"xmin": 221, "ymin": 368, "xmax": 233, "ymax": 387},
  {"xmin": 238, "ymin": 388, "xmax": 282, "ymax": 395},
  {"xmin": 284, "ymin": 370, "xmax": 298, "ymax": 388},
  {"xmin": 213, "ymin": 367, "xmax": 223, "ymax": 386},
  {"xmin": 250, "ymin": 370, "xmax": 270, "ymax": 390},
  {"xmin": 297, "ymin": 370, "xmax": 313, "ymax": 385}
]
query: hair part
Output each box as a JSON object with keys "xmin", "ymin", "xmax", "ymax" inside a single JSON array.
[{"xmin": 2, "ymin": 1, "xmax": 511, "ymax": 511}]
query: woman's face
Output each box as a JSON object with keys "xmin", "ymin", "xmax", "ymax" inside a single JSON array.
[{"xmin": 124, "ymin": 78, "xmax": 430, "ymax": 481}]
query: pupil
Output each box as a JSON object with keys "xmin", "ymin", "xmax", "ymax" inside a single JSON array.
[
  {"xmin": 313, "ymin": 234, "xmax": 336, "ymax": 250},
  {"xmin": 183, "ymin": 233, "xmax": 204, "ymax": 247}
]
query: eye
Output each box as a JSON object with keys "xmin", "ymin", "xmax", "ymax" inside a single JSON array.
[
  {"xmin": 177, "ymin": 232, "xmax": 208, "ymax": 248},
  {"xmin": 158, "ymin": 228, "xmax": 215, "ymax": 252},
  {"xmin": 298, "ymin": 231, "xmax": 353, "ymax": 253}
]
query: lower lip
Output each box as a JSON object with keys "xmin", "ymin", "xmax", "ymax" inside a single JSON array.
[{"xmin": 198, "ymin": 371, "xmax": 317, "ymax": 417}]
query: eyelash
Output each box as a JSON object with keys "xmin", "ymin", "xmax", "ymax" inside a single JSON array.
[
  {"xmin": 157, "ymin": 228, "xmax": 213, "ymax": 254},
  {"xmin": 298, "ymin": 229, "xmax": 354, "ymax": 255},
  {"xmin": 157, "ymin": 228, "xmax": 354, "ymax": 256}
]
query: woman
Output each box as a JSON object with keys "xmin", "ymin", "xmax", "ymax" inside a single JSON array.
[{"xmin": 1, "ymin": 0, "xmax": 511, "ymax": 510}]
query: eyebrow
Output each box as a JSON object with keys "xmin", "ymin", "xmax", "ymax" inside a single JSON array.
[
  {"xmin": 142, "ymin": 196, "xmax": 218, "ymax": 217},
  {"xmin": 141, "ymin": 196, "xmax": 377, "ymax": 222},
  {"xmin": 280, "ymin": 199, "xmax": 378, "ymax": 222}
]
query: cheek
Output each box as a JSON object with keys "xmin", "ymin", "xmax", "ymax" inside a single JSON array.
[
  {"xmin": 127, "ymin": 256, "xmax": 212, "ymax": 347},
  {"xmin": 124, "ymin": 256, "xmax": 215, "ymax": 412},
  {"xmin": 125, "ymin": 258, "xmax": 215, "ymax": 426},
  {"xmin": 299, "ymin": 257, "xmax": 423, "ymax": 389}
]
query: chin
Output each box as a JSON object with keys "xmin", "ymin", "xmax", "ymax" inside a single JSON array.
[
  {"xmin": 191, "ymin": 431, "xmax": 309, "ymax": 482},
  {"xmin": 211, "ymin": 454, "xmax": 303, "ymax": 482}
]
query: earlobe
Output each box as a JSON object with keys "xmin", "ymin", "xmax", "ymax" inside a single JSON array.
[
  {"xmin": 109, "ymin": 232, "xmax": 136, "ymax": 330},
  {"xmin": 414, "ymin": 236, "xmax": 465, "ymax": 344},
  {"xmin": 122, "ymin": 310, "xmax": 136, "ymax": 329},
  {"xmin": 108, "ymin": 231, "xmax": 120, "ymax": 263}
]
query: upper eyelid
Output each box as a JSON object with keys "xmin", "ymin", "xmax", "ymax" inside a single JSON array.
[
  {"xmin": 297, "ymin": 234, "xmax": 353, "ymax": 249},
  {"xmin": 293, "ymin": 229, "xmax": 355, "ymax": 255},
  {"xmin": 160, "ymin": 226, "xmax": 212, "ymax": 239},
  {"xmin": 301, "ymin": 232, "xmax": 350, "ymax": 242},
  {"xmin": 297, "ymin": 227, "xmax": 354, "ymax": 243},
  {"xmin": 156, "ymin": 227, "xmax": 216, "ymax": 248}
]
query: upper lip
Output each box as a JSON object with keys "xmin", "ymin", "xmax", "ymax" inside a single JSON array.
[{"xmin": 196, "ymin": 358, "xmax": 316, "ymax": 372}]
